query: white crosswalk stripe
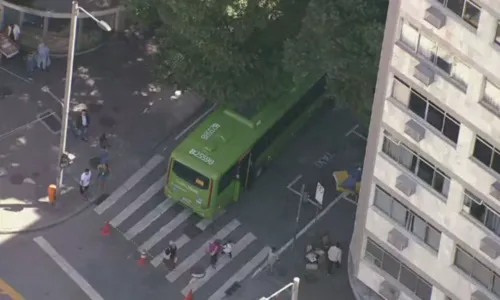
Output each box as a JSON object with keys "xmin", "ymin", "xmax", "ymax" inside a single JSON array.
[
  {"xmin": 181, "ymin": 232, "xmax": 256, "ymax": 295},
  {"xmin": 195, "ymin": 210, "xmax": 226, "ymax": 231},
  {"xmin": 139, "ymin": 208, "xmax": 192, "ymax": 252},
  {"xmin": 151, "ymin": 234, "xmax": 190, "ymax": 268},
  {"xmin": 95, "ymin": 154, "xmax": 163, "ymax": 214},
  {"xmin": 124, "ymin": 198, "xmax": 174, "ymax": 240},
  {"xmin": 110, "ymin": 177, "xmax": 164, "ymax": 227},
  {"xmin": 166, "ymin": 219, "xmax": 240, "ymax": 283},
  {"xmin": 207, "ymin": 247, "xmax": 270, "ymax": 300},
  {"xmin": 93, "ymin": 155, "xmax": 269, "ymax": 299}
]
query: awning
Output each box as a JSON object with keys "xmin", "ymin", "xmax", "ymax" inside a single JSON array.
[{"xmin": 333, "ymin": 167, "xmax": 362, "ymax": 193}]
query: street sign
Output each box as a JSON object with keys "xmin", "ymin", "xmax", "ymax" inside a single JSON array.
[{"xmin": 315, "ymin": 182, "xmax": 324, "ymax": 205}]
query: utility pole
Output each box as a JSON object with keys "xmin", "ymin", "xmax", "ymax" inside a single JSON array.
[{"xmin": 292, "ymin": 184, "xmax": 305, "ymax": 258}]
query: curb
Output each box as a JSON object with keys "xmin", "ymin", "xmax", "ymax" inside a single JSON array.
[{"xmin": 0, "ymin": 197, "xmax": 98, "ymax": 234}]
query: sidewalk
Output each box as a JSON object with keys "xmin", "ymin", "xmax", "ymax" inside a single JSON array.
[{"xmin": 0, "ymin": 37, "xmax": 206, "ymax": 234}]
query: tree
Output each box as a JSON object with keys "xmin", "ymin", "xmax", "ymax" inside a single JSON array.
[
  {"xmin": 284, "ymin": 0, "xmax": 388, "ymax": 124},
  {"xmin": 126, "ymin": 0, "xmax": 312, "ymax": 113}
]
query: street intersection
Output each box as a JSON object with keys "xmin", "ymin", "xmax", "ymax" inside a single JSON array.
[{"xmin": 0, "ymin": 38, "xmax": 368, "ymax": 300}]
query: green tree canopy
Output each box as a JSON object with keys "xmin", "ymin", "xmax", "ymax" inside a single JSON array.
[
  {"xmin": 126, "ymin": 0, "xmax": 311, "ymax": 113},
  {"xmin": 126, "ymin": 0, "xmax": 387, "ymax": 119},
  {"xmin": 284, "ymin": 0, "xmax": 387, "ymax": 123}
]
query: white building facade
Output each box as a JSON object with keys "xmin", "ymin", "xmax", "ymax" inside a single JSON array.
[{"xmin": 350, "ymin": 1, "xmax": 500, "ymax": 300}]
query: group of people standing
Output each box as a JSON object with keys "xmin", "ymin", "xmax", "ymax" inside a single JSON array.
[{"xmin": 162, "ymin": 239, "xmax": 234, "ymax": 270}]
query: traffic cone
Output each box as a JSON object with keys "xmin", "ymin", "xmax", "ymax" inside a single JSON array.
[
  {"xmin": 184, "ymin": 289, "xmax": 193, "ymax": 300},
  {"xmin": 100, "ymin": 221, "xmax": 111, "ymax": 236},
  {"xmin": 138, "ymin": 251, "xmax": 147, "ymax": 265}
]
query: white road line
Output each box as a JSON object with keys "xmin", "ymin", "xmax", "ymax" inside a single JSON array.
[
  {"xmin": 0, "ymin": 66, "xmax": 32, "ymax": 84},
  {"xmin": 252, "ymin": 192, "xmax": 348, "ymax": 278},
  {"xmin": 342, "ymin": 195, "xmax": 358, "ymax": 206},
  {"xmin": 151, "ymin": 234, "xmax": 190, "ymax": 268},
  {"xmin": 195, "ymin": 210, "xmax": 225, "ymax": 231},
  {"xmin": 95, "ymin": 155, "xmax": 164, "ymax": 214},
  {"xmin": 207, "ymin": 247, "xmax": 269, "ymax": 300},
  {"xmin": 174, "ymin": 103, "xmax": 217, "ymax": 140},
  {"xmin": 286, "ymin": 175, "xmax": 302, "ymax": 197},
  {"xmin": 166, "ymin": 219, "xmax": 240, "ymax": 283},
  {"xmin": 181, "ymin": 232, "xmax": 256, "ymax": 296},
  {"xmin": 344, "ymin": 124, "xmax": 359, "ymax": 137},
  {"xmin": 110, "ymin": 177, "xmax": 164, "ymax": 227},
  {"xmin": 139, "ymin": 208, "xmax": 192, "ymax": 252},
  {"xmin": 124, "ymin": 198, "xmax": 175, "ymax": 240},
  {"xmin": 33, "ymin": 236, "xmax": 105, "ymax": 300},
  {"xmin": 352, "ymin": 130, "xmax": 368, "ymax": 141}
]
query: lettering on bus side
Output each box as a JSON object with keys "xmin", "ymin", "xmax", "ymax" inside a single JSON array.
[
  {"xmin": 201, "ymin": 123, "xmax": 220, "ymax": 140},
  {"xmin": 189, "ymin": 149, "xmax": 215, "ymax": 165}
]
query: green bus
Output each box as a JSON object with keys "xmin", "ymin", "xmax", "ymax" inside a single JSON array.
[{"xmin": 165, "ymin": 75, "xmax": 327, "ymax": 218}]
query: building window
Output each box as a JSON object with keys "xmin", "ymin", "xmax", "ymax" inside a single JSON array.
[
  {"xmin": 481, "ymin": 80, "xmax": 500, "ymax": 114},
  {"xmin": 365, "ymin": 239, "xmax": 433, "ymax": 300},
  {"xmin": 374, "ymin": 186, "xmax": 442, "ymax": 251},
  {"xmin": 392, "ymin": 77, "xmax": 460, "ymax": 143},
  {"xmin": 454, "ymin": 246, "xmax": 500, "ymax": 297},
  {"xmin": 382, "ymin": 132, "xmax": 451, "ymax": 197},
  {"xmin": 495, "ymin": 22, "xmax": 500, "ymax": 46},
  {"xmin": 472, "ymin": 135, "xmax": 500, "ymax": 175},
  {"xmin": 463, "ymin": 190, "xmax": 500, "ymax": 237},
  {"xmin": 399, "ymin": 21, "xmax": 470, "ymax": 90},
  {"xmin": 437, "ymin": 0, "xmax": 481, "ymax": 29}
]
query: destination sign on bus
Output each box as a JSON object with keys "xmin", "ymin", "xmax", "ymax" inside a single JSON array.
[
  {"xmin": 201, "ymin": 123, "xmax": 220, "ymax": 140},
  {"xmin": 189, "ymin": 149, "xmax": 215, "ymax": 165}
]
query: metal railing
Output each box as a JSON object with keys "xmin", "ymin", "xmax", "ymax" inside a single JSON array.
[{"xmin": 258, "ymin": 277, "xmax": 300, "ymax": 300}]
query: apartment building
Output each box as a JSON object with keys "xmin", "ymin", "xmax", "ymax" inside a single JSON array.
[{"xmin": 349, "ymin": 0, "xmax": 500, "ymax": 300}]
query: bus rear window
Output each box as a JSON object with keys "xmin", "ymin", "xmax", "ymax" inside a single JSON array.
[{"xmin": 172, "ymin": 161, "xmax": 209, "ymax": 189}]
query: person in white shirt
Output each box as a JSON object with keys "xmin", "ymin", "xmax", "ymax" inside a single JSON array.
[
  {"xmin": 80, "ymin": 168, "xmax": 91, "ymax": 198},
  {"xmin": 222, "ymin": 240, "xmax": 233, "ymax": 258},
  {"xmin": 327, "ymin": 242, "xmax": 342, "ymax": 275}
]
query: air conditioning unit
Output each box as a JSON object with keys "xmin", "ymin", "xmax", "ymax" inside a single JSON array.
[{"xmin": 424, "ymin": 6, "xmax": 447, "ymax": 29}]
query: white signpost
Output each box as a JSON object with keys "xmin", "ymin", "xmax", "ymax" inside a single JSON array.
[
  {"xmin": 315, "ymin": 182, "xmax": 324, "ymax": 206},
  {"xmin": 313, "ymin": 182, "xmax": 324, "ymax": 234}
]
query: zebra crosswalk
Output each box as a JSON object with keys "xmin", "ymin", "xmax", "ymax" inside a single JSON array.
[{"xmin": 94, "ymin": 154, "xmax": 269, "ymax": 300}]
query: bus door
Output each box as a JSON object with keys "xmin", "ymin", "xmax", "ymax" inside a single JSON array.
[{"xmin": 238, "ymin": 152, "xmax": 252, "ymax": 189}]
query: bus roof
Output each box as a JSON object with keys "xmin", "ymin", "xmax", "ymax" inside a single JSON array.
[{"xmin": 171, "ymin": 74, "xmax": 323, "ymax": 178}]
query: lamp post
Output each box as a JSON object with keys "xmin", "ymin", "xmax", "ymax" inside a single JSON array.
[{"xmin": 56, "ymin": 1, "xmax": 112, "ymax": 195}]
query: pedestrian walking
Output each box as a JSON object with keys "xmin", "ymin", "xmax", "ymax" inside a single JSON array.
[
  {"xmin": 327, "ymin": 242, "xmax": 342, "ymax": 275},
  {"xmin": 266, "ymin": 247, "xmax": 279, "ymax": 274},
  {"xmin": 76, "ymin": 110, "xmax": 90, "ymax": 141},
  {"xmin": 207, "ymin": 239, "xmax": 222, "ymax": 268},
  {"xmin": 222, "ymin": 240, "xmax": 234, "ymax": 258},
  {"xmin": 79, "ymin": 168, "xmax": 91, "ymax": 199},
  {"xmin": 163, "ymin": 241, "xmax": 178, "ymax": 269},
  {"xmin": 97, "ymin": 163, "xmax": 110, "ymax": 191}
]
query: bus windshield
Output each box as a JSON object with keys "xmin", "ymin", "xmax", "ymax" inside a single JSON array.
[{"xmin": 171, "ymin": 161, "xmax": 210, "ymax": 190}]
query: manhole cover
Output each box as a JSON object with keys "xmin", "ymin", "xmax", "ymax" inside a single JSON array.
[
  {"xmin": 89, "ymin": 156, "xmax": 101, "ymax": 169},
  {"xmin": 112, "ymin": 105, "xmax": 121, "ymax": 113},
  {"xmin": 9, "ymin": 173, "xmax": 25, "ymax": 185},
  {"xmin": 183, "ymin": 224, "xmax": 203, "ymax": 239},
  {"xmin": 39, "ymin": 112, "xmax": 62, "ymax": 134},
  {"xmin": 0, "ymin": 86, "xmax": 13, "ymax": 98},
  {"xmin": 99, "ymin": 115, "xmax": 116, "ymax": 128},
  {"xmin": 87, "ymin": 102, "xmax": 103, "ymax": 113}
]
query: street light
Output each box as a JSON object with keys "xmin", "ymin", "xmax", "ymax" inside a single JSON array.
[{"xmin": 56, "ymin": 1, "xmax": 112, "ymax": 196}]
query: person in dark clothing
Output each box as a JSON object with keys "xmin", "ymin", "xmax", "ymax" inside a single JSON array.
[
  {"xmin": 208, "ymin": 239, "xmax": 222, "ymax": 268},
  {"xmin": 76, "ymin": 110, "xmax": 90, "ymax": 141},
  {"xmin": 163, "ymin": 241, "xmax": 178, "ymax": 268}
]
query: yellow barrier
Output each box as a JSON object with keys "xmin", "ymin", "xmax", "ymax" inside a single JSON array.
[{"xmin": 0, "ymin": 278, "xmax": 24, "ymax": 300}]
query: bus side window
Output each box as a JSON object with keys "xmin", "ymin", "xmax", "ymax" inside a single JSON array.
[{"xmin": 218, "ymin": 164, "xmax": 238, "ymax": 194}]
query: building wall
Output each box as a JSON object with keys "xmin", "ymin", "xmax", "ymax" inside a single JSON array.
[{"xmin": 351, "ymin": 0, "xmax": 500, "ymax": 300}]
